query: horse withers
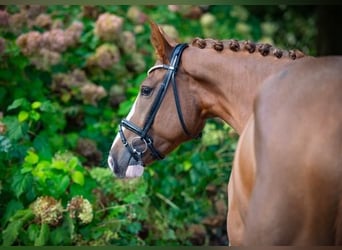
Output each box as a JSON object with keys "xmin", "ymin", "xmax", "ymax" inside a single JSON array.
[{"xmin": 108, "ymin": 21, "xmax": 342, "ymax": 245}]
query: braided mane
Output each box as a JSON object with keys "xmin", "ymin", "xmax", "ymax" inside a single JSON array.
[{"xmin": 191, "ymin": 38, "xmax": 305, "ymax": 60}]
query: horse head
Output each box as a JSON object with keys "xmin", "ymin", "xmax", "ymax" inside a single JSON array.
[{"xmin": 108, "ymin": 21, "xmax": 205, "ymax": 178}]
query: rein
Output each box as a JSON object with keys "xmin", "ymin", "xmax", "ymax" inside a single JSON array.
[{"xmin": 119, "ymin": 43, "xmax": 191, "ymax": 165}]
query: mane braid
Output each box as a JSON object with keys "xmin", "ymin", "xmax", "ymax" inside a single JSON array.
[{"xmin": 191, "ymin": 38, "xmax": 305, "ymax": 60}]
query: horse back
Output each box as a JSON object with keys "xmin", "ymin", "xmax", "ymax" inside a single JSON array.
[{"xmin": 244, "ymin": 56, "xmax": 342, "ymax": 245}]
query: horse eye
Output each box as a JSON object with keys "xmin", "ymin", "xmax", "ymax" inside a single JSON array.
[{"xmin": 141, "ymin": 86, "xmax": 153, "ymax": 96}]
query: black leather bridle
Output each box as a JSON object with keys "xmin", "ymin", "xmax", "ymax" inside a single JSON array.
[{"xmin": 119, "ymin": 43, "xmax": 191, "ymax": 165}]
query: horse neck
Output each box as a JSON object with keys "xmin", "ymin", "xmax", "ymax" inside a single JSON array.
[{"xmin": 182, "ymin": 45, "xmax": 302, "ymax": 134}]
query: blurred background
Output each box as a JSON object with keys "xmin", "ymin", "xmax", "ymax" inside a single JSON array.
[{"xmin": 0, "ymin": 5, "xmax": 341, "ymax": 246}]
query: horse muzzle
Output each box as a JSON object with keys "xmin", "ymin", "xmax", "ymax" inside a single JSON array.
[{"xmin": 108, "ymin": 152, "xmax": 145, "ymax": 179}]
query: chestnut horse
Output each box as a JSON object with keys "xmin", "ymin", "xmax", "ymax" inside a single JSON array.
[{"xmin": 108, "ymin": 22, "xmax": 342, "ymax": 245}]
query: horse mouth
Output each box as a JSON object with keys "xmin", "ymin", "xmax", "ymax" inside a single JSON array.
[
  {"xmin": 125, "ymin": 164, "xmax": 144, "ymax": 178},
  {"xmin": 107, "ymin": 155, "xmax": 144, "ymax": 178}
]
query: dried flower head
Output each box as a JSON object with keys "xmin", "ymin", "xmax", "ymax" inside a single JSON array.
[
  {"xmin": 65, "ymin": 21, "xmax": 84, "ymax": 47},
  {"xmin": 70, "ymin": 68, "xmax": 88, "ymax": 83},
  {"xmin": 22, "ymin": 5, "xmax": 46, "ymax": 20},
  {"xmin": 200, "ymin": 13, "xmax": 216, "ymax": 29},
  {"xmin": 94, "ymin": 13, "xmax": 123, "ymax": 42},
  {"xmin": 80, "ymin": 83, "xmax": 107, "ymax": 106},
  {"xmin": 125, "ymin": 52, "xmax": 146, "ymax": 73},
  {"xmin": 51, "ymin": 69, "xmax": 104, "ymax": 105},
  {"xmin": 109, "ymin": 84, "xmax": 126, "ymax": 108},
  {"xmin": 87, "ymin": 44, "xmax": 120, "ymax": 70},
  {"xmin": 9, "ymin": 12, "xmax": 27, "ymax": 34},
  {"xmin": 119, "ymin": 31, "xmax": 136, "ymax": 53},
  {"xmin": 33, "ymin": 13, "xmax": 52, "ymax": 29},
  {"xmin": 51, "ymin": 19, "xmax": 63, "ymax": 29},
  {"xmin": 30, "ymin": 48, "xmax": 61, "ymax": 70},
  {"xmin": 16, "ymin": 31, "xmax": 43, "ymax": 56},
  {"xmin": 42, "ymin": 29, "xmax": 68, "ymax": 53},
  {"xmin": 75, "ymin": 138, "xmax": 102, "ymax": 166},
  {"xmin": 0, "ymin": 10, "xmax": 9, "ymax": 27},
  {"xmin": 67, "ymin": 196, "xmax": 93, "ymax": 224},
  {"xmin": 160, "ymin": 25, "xmax": 179, "ymax": 41},
  {"xmin": 31, "ymin": 196, "xmax": 64, "ymax": 226},
  {"xmin": 168, "ymin": 5, "xmax": 203, "ymax": 19},
  {"xmin": 126, "ymin": 6, "xmax": 147, "ymax": 24},
  {"xmin": 82, "ymin": 6, "xmax": 101, "ymax": 19},
  {"xmin": 51, "ymin": 71, "xmax": 80, "ymax": 95}
]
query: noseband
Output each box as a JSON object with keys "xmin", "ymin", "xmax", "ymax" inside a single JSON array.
[{"xmin": 119, "ymin": 43, "xmax": 191, "ymax": 164}]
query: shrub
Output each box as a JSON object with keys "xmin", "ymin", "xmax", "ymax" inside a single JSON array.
[{"xmin": 0, "ymin": 5, "xmax": 316, "ymax": 246}]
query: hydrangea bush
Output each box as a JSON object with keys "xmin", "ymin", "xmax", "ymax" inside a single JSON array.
[{"xmin": 0, "ymin": 5, "xmax": 316, "ymax": 246}]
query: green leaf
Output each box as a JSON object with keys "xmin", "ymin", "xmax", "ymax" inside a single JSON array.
[
  {"xmin": 68, "ymin": 157, "xmax": 79, "ymax": 170},
  {"xmin": 40, "ymin": 101, "xmax": 55, "ymax": 112},
  {"xmin": 2, "ymin": 209, "xmax": 34, "ymax": 246},
  {"xmin": 127, "ymin": 222, "xmax": 142, "ymax": 234},
  {"xmin": 56, "ymin": 175, "xmax": 70, "ymax": 196},
  {"xmin": 71, "ymin": 171, "xmax": 84, "ymax": 186},
  {"xmin": 0, "ymin": 135, "xmax": 12, "ymax": 153},
  {"xmin": 31, "ymin": 101, "xmax": 42, "ymax": 110},
  {"xmin": 27, "ymin": 224, "xmax": 39, "ymax": 244},
  {"xmin": 11, "ymin": 172, "xmax": 33, "ymax": 198},
  {"xmin": 118, "ymin": 99, "xmax": 135, "ymax": 116},
  {"xmin": 2, "ymin": 218, "xmax": 23, "ymax": 246},
  {"xmin": 7, "ymin": 98, "xmax": 28, "ymax": 111},
  {"xmin": 18, "ymin": 111, "xmax": 29, "ymax": 122},
  {"xmin": 49, "ymin": 215, "xmax": 74, "ymax": 245},
  {"xmin": 24, "ymin": 150, "xmax": 39, "ymax": 165},
  {"xmin": 33, "ymin": 133, "xmax": 52, "ymax": 160},
  {"xmin": 2, "ymin": 200, "xmax": 24, "ymax": 226},
  {"xmin": 183, "ymin": 161, "xmax": 192, "ymax": 171},
  {"xmin": 3, "ymin": 116, "xmax": 26, "ymax": 141},
  {"xmin": 34, "ymin": 223, "xmax": 50, "ymax": 246},
  {"xmin": 29, "ymin": 110, "xmax": 41, "ymax": 121}
]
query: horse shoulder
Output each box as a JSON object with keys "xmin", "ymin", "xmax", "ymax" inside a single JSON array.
[
  {"xmin": 243, "ymin": 56, "xmax": 342, "ymax": 244},
  {"xmin": 227, "ymin": 115, "xmax": 256, "ymax": 245}
]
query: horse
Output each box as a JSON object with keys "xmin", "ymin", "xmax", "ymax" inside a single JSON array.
[{"xmin": 108, "ymin": 21, "xmax": 342, "ymax": 245}]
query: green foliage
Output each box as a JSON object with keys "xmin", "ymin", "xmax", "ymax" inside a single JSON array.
[{"xmin": 0, "ymin": 5, "xmax": 317, "ymax": 246}]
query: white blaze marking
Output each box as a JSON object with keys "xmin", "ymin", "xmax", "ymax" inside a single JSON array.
[{"xmin": 110, "ymin": 98, "xmax": 138, "ymax": 150}]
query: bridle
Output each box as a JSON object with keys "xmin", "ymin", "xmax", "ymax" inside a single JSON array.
[{"xmin": 119, "ymin": 43, "xmax": 192, "ymax": 165}]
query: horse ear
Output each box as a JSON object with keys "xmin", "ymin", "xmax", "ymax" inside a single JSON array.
[{"xmin": 149, "ymin": 20, "xmax": 175, "ymax": 63}]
